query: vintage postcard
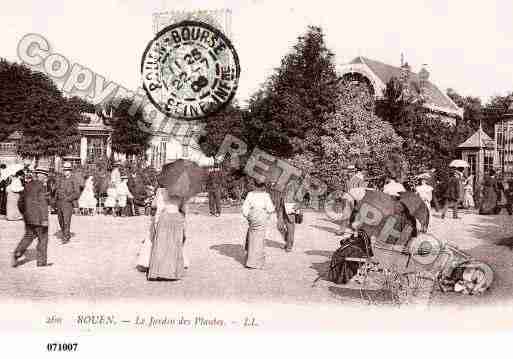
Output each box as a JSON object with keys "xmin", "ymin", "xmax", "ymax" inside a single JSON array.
[{"xmin": 1, "ymin": 0, "xmax": 513, "ymax": 356}]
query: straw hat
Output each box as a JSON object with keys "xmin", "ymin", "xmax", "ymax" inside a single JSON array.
[
  {"xmin": 33, "ymin": 165, "xmax": 49, "ymax": 176},
  {"xmin": 383, "ymin": 181, "xmax": 406, "ymax": 197}
]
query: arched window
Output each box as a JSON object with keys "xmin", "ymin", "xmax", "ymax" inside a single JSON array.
[{"xmin": 341, "ymin": 72, "xmax": 375, "ymax": 97}]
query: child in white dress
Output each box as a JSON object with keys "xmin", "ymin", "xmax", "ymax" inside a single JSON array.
[{"xmin": 78, "ymin": 176, "xmax": 97, "ymax": 215}]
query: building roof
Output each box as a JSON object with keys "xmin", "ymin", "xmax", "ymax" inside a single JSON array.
[
  {"xmin": 458, "ymin": 127, "xmax": 495, "ymax": 149},
  {"xmin": 347, "ymin": 56, "xmax": 463, "ymax": 118},
  {"xmin": 5, "ymin": 131, "xmax": 22, "ymax": 140},
  {"xmin": 78, "ymin": 112, "xmax": 112, "ymax": 133}
]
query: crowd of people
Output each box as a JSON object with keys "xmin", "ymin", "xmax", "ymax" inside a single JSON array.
[{"xmin": 3, "ymin": 158, "xmax": 512, "ymax": 285}]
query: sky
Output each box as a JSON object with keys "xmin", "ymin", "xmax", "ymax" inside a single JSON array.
[{"xmin": 2, "ymin": 0, "xmax": 513, "ymax": 106}]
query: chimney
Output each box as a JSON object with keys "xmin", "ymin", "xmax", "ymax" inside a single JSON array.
[{"xmin": 419, "ymin": 64, "xmax": 430, "ymax": 82}]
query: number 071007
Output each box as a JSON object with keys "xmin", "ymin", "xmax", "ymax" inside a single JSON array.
[{"xmin": 46, "ymin": 343, "xmax": 78, "ymax": 351}]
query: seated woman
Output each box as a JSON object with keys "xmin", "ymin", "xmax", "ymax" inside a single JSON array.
[{"xmin": 479, "ymin": 170, "xmax": 499, "ymax": 215}]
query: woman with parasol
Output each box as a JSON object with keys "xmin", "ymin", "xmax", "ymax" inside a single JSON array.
[{"xmin": 146, "ymin": 160, "xmax": 205, "ymax": 281}]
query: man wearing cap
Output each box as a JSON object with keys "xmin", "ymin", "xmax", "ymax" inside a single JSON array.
[
  {"xmin": 441, "ymin": 169, "xmax": 461, "ymax": 220},
  {"xmin": 12, "ymin": 165, "xmax": 50, "ymax": 267},
  {"xmin": 128, "ymin": 171, "xmax": 147, "ymax": 216},
  {"xmin": 207, "ymin": 167, "xmax": 222, "ymax": 217},
  {"xmin": 55, "ymin": 163, "xmax": 80, "ymax": 243}
]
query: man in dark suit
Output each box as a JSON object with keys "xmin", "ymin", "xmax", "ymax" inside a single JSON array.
[
  {"xmin": 441, "ymin": 169, "xmax": 461, "ymax": 219},
  {"xmin": 11, "ymin": 165, "xmax": 50, "ymax": 267},
  {"xmin": 207, "ymin": 167, "xmax": 222, "ymax": 216},
  {"xmin": 0, "ymin": 163, "xmax": 8, "ymax": 216},
  {"xmin": 55, "ymin": 162, "xmax": 80, "ymax": 244},
  {"xmin": 128, "ymin": 171, "xmax": 147, "ymax": 216}
]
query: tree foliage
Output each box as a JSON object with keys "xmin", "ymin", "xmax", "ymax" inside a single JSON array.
[
  {"xmin": 376, "ymin": 76, "xmax": 461, "ymax": 174},
  {"xmin": 0, "ymin": 58, "xmax": 82, "ymax": 159},
  {"xmin": 483, "ymin": 93, "xmax": 513, "ymax": 135},
  {"xmin": 107, "ymin": 97, "xmax": 152, "ymax": 157},
  {"xmin": 291, "ymin": 81, "xmax": 404, "ymax": 190},
  {"xmin": 446, "ymin": 88, "xmax": 484, "ymax": 142},
  {"xmin": 198, "ymin": 103, "xmax": 247, "ymax": 159},
  {"xmin": 247, "ymin": 26, "xmax": 340, "ymax": 158}
]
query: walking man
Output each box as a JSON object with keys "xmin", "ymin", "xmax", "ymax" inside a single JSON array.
[
  {"xmin": 0, "ymin": 163, "xmax": 8, "ymax": 217},
  {"xmin": 271, "ymin": 181, "xmax": 298, "ymax": 252},
  {"xmin": 207, "ymin": 166, "xmax": 222, "ymax": 216},
  {"xmin": 55, "ymin": 162, "xmax": 80, "ymax": 244},
  {"xmin": 11, "ymin": 165, "xmax": 50, "ymax": 267}
]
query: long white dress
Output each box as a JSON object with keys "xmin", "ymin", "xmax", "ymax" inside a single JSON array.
[
  {"xmin": 116, "ymin": 180, "xmax": 133, "ymax": 208},
  {"xmin": 111, "ymin": 168, "xmax": 121, "ymax": 187},
  {"xmin": 242, "ymin": 190, "xmax": 275, "ymax": 269},
  {"xmin": 79, "ymin": 177, "xmax": 97, "ymax": 209},
  {"xmin": 104, "ymin": 187, "xmax": 118, "ymax": 208},
  {"xmin": 6, "ymin": 177, "xmax": 23, "ymax": 221}
]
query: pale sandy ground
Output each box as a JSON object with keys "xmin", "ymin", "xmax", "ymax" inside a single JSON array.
[{"xmin": 1, "ymin": 206, "xmax": 513, "ymax": 307}]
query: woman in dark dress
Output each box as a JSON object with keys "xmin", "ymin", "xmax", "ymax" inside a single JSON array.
[{"xmin": 479, "ymin": 169, "xmax": 499, "ymax": 215}]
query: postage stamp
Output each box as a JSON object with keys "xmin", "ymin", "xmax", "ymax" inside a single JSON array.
[{"xmin": 141, "ymin": 20, "xmax": 240, "ymax": 120}]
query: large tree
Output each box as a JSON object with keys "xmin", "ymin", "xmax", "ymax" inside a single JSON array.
[
  {"xmin": 247, "ymin": 26, "xmax": 340, "ymax": 159},
  {"xmin": 107, "ymin": 97, "xmax": 152, "ymax": 157},
  {"xmin": 291, "ymin": 80, "xmax": 404, "ymax": 190},
  {"xmin": 198, "ymin": 103, "xmax": 247, "ymax": 159},
  {"xmin": 483, "ymin": 93, "xmax": 513, "ymax": 135},
  {"xmin": 376, "ymin": 76, "xmax": 459, "ymax": 173},
  {"xmin": 446, "ymin": 88, "xmax": 484, "ymax": 143},
  {"xmin": 0, "ymin": 59, "xmax": 81, "ymax": 161}
]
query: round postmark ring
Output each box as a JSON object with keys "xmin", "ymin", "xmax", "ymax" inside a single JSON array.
[{"xmin": 141, "ymin": 20, "xmax": 240, "ymax": 120}]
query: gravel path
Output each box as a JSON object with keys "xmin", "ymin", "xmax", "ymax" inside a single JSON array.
[{"xmin": 1, "ymin": 207, "xmax": 513, "ymax": 307}]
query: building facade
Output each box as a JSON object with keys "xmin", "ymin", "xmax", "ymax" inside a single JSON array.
[
  {"xmin": 338, "ymin": 56, "xmax": 464, "ymax": 125},
  {"xmin": 58, "ymin": 112, "xmax": 113, "ymax": 169},
  {"xmin": 458, "ymin": 127, "xmax": 495, "ymax": 186},
  {"xmin": 0, "ymin": 131, "xmax": 22, "ymax": 165},
  {"xmin": 494, "ymin": 114, "xmax": 513, "ymax": 176}
]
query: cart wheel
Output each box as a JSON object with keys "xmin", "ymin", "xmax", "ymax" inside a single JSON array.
[{"xmin": 402, "ymin": 271, "xmax": 436, "ymax": 297}]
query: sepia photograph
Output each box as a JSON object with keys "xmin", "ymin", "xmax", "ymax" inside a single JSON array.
[{"xmin": 1, "ymin": 0, "xmax": 513, "ymax": 355}]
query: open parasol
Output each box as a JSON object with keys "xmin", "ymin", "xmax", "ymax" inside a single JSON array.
[
  {"xmin": 449, "ymin": 159, "xmax": 469, "ymax": 168},
  {"xmin": 158, "ymin": 159, "xmax": 207, "ymax": 198},
  {"xmin": 356, "ymin": 190, "xmax": 398, "ymax": 238},
  {"xmin": 399, "ymin": 191, "xmax": 429, "ymax": 229}
]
